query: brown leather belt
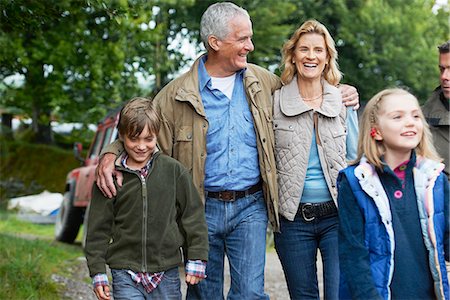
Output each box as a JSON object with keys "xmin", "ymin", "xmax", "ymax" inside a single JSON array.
[{"xmin": 205, "ymin": 182, "xmax": 262, "ymax": 202}]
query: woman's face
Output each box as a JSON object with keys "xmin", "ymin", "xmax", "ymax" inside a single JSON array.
[{"xmin": 293, "ymin": 33, "xmax": 328, "ymax": 81}]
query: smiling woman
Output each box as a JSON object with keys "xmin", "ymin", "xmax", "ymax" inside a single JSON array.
[{"xmin": 273, "ymin": 19, "xmax": 359, "ymax": 299}]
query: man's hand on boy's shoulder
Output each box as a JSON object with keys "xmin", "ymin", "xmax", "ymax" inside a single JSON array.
[{"xmin": 95, "ymin": 153, "xmax": 123, "ymax": 198}]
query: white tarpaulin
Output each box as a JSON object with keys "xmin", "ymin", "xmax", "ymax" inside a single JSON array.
[{"xmin": 8, "ymin": 190, "xmax": 63, "ymax": 224}]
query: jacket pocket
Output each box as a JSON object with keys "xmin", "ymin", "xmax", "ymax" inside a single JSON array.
[
  {"xmin": 273, "ymin": 120, "xmax": 295, "ymax": 149},
  {"xmin": 323, "ymin": 123, "xmax": 346, "ymax": 158},
  {"xmin": 174, "ymin": 126, "xmax": 193, "ymax": 170},
  {"xmin": 242, "ymin": 111, "xmax": 257, "ymax": 147}
]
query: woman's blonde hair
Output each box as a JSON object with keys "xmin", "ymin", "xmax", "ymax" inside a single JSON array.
[
  {"xmin": 353, "ymin": 88, "xmax": 442, "ymax": 169},
  {"xmin": 280, "ymin": 19, "xmax": 341, "ymax": 85}
]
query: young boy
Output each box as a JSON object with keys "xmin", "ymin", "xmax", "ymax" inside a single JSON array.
[{"xmin": 84, "ymin": 97, "xmax": 208, "ymax": 300}]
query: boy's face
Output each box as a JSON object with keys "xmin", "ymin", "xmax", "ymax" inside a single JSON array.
[{"xmin": 121, "ymin": 125, "xmax": 157, "ymax": 169}]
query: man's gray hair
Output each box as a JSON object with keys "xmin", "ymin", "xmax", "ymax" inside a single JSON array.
[
  {"xmin": 438, "ymin": 40, "xmax": 450, "ymax": 54},
  {"xmin": 200, "ymin": 2, "xmax": 249, "ymax": 50}
]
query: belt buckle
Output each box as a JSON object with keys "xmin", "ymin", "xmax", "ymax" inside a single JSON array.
[
  {"xmin": 219, "ymin": 191, "xmax": 236, "ymax": 202},
  {"xmin": 301, "ymin": 203, "xmax": 315, "ymax": 222}
]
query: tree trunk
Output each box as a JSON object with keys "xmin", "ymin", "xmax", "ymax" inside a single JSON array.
[
  {"xmin": 1, "ymin": 113, "xmax": 14, "ymax": 139},
  {"xmin": 32, "ymin": 105, "xmax": 53, "ymax": 144},
  {"xmin": 27, "ymin": 60, "xmax": 54, "ymax": 145}
]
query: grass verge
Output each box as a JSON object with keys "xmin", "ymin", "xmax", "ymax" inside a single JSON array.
[{"xmin": 0, "ymin": 212, "xmax": 85, "ymax": 299}]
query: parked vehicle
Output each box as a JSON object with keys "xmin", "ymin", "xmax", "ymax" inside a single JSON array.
[{"xmin": 55, "ymin": 107, "xmax": 121, "ymax": 244}]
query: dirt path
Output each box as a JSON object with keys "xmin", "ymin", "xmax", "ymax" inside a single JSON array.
[{"xmin": 56, "ymin": 250, "xmax": 291, "ymax": 300}]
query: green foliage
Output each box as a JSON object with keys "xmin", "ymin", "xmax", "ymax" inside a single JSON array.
[
  {"xmin": 332, "ymin": 0, "xmax": 447, "ymax": 102},
  {"xmin": 0, "ymin": 141, "xmax": 81, "ymax": 208},
  {"xmin": 53, "ymin": 126, "xmax": 95, "ymax": 150},
  {"xmin": 0, "ymin": 0, "xmax": 448, "ymax": 142},
  {"xmin": 1, "ymin": 0, "xmax": 163, "ymax": 142}
]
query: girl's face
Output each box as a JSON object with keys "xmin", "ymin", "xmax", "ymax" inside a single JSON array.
[{"xmin": 373, "ymin": 94, "xmax": 424, "ymax": 157}]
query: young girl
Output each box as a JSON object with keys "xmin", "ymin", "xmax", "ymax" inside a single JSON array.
[{"xmin": 338, "ymin": 88, "xmax": 449, "ymax": 300}]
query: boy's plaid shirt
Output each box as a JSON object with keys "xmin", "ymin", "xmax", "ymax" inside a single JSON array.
[{"xmin": 92, "ymin": 260, "xmax": 206, "ymax": 293}]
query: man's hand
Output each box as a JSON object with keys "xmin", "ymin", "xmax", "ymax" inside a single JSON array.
[
  {"xmin": 94, "ymin": 284, "xmax": 111, "ymax": 300},
  {"xmin": 186, "ymin": 274, "xmax": 204, "ymax": 285},
  {"xmin": 339, "ymin": 84, "xmax": 360, "ymax": 110},
  {"xmin": 95, "ymin": 153, "xmax": 122, "ymax": 198}
]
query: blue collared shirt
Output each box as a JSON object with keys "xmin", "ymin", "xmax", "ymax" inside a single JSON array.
[{"xmin": 198, "ymin": 57, "xmax": 260, "ymax": 191}]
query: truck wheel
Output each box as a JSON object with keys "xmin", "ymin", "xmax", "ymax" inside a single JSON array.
[{"xmin": 55, "ymin": 187, "xmax": 84, "ymax": 243}]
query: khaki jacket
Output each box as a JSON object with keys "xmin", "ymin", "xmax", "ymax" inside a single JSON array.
[
  {"xmin": 273, "ymin": 78, "xmax": 348, "ymax": 221},
  {"xmin": 104, "ymin": 55, "xmax": 282, "ymax": 229},
  {"xmin": 154, "ymin": 55, "xmax": 281, "ymax": 229}
]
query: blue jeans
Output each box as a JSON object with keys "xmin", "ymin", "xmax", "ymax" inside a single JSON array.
[
  {"xmin": 111, "ymin": 267, "xmax": 181, "ymax": 300},
  {"xmin": 187, "ymin": 190, "xmax": 269, "ymax": 300},
  {"xmin": 274, "ymin": 213, "xmax": 339, "ymax": 300}
]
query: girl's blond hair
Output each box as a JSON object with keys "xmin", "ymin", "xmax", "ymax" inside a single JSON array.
[
  {"xmin": 280, "ymin": 19, "xmax": 341, "ymax": 86},
  {"xmin": 353, "ymin": 88, "xmax": 442, "ymax": 169}
]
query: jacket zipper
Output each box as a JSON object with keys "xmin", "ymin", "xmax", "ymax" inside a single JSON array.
[{"xmin": 141, "ymin": 174, "xmax": 147, "ymax": 272}]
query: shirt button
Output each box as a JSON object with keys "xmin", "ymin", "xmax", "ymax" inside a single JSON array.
[
  {"xmin": 399, "ymin": 165, "xmax": 407, "ymax": 171},
  {"xmin": 394, "ymin": 190, "xmax": 403, "ymax": 199}
]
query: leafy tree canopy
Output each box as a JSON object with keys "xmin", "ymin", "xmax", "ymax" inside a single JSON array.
[{"xmin": 0, "ymin": 0, "xmax": 448, "ymax": 143}]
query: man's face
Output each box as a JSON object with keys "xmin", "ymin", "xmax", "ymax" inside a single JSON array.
[
  {"xmin": 439, "ymin": 52, "xmax": 450, "ymax": 99},
  {"xmin": 216, "ymin": 15, "xmax": 254, "ymax": 75}
]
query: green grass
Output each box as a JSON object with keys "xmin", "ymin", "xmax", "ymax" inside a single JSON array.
[
  {"xmin": 0, "ymin": 212, "xmax": 55, "ymax": 238},
  {"xmin": 0, "ymin": 213, "xmax": 85, "ymax": 299},
  {"xmin": 0, "ymin": 212, "xmax": 84, "ymax": 241}
]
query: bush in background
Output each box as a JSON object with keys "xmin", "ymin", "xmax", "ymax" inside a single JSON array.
[{"xmin": 0, "ymin": 140, "xmax": 82, "ymax": 209}]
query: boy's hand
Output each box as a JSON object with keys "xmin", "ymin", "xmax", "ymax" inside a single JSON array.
[
  {"xmin": 185, "ymin": 274, "xmax": 204, "ymax": 285},
  {"xmin": 95, "ymin": 153, "xmax": 123, "ymax": 198},
  {"xmin": 339, "ymin": 84, "xmax": 360, "ymax": 110},
  {"xmin": 94, "ymin": 284, "xmax": 111, "ymax": 300}
]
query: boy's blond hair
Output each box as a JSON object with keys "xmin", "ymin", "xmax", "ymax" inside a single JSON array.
[
  {"xmin": 118, "ymin": 97, "xmax": 160, "ymax": 138},
  {"xmin": 353, "ymin": 88, "xmax": 442, "ymax": 169}
]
